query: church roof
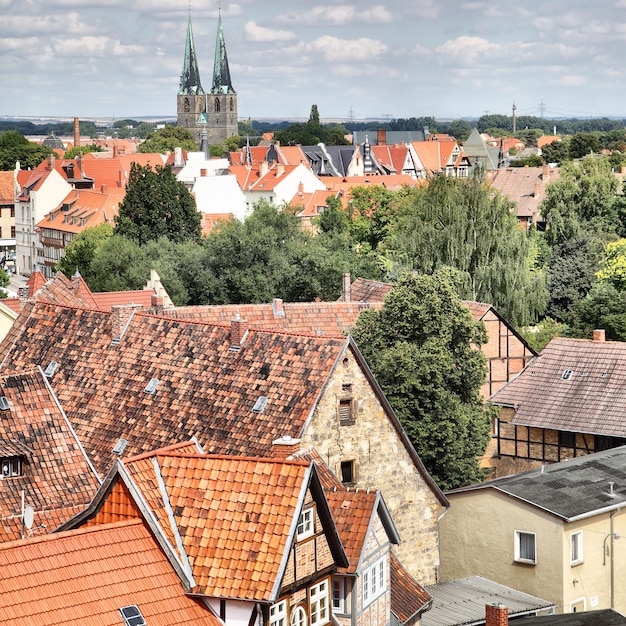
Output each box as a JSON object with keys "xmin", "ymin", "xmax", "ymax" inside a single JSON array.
[
  {"xmin": 211, "ymin": 10, "xmax": 235, "ymax": 94},
  {"xmin": 179, "ymin": 12, "xmax": 205, "ymax": 96}
]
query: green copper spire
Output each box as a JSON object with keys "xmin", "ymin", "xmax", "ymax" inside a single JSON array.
[
  {"xmin": 179, "ymin": 10, "xmax": 205, "ymax": 96},
  {"xmin": 211, "ymin": 7, "xmax": 235, "ymax": 95}
]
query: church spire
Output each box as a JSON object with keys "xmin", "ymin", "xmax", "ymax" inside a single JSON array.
[
  {"xmin": 179, "ymin": 8, "xmax": 205, "ymax": 96},
  {"xmin": 211, "ymin": 4, "xmax": 235, "ymax": 94}
]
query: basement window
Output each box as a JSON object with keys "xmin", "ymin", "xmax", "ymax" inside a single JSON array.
[{"xmin": 119, "ymin": 605, "xmax": 146, "ymax": 626}]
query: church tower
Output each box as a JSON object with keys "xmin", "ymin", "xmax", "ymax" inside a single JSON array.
[
  {"xmin": 177, "ymin": 9, "xmax": 206, "ymax": 145},
  {"xmin": 205, "ymin": 6, "xmax": 238, "ymax": 144}
]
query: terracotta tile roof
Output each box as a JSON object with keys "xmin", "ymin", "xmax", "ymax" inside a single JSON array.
[
  {"xmin": 90, "ymin": 289, "xmax": 156, "ymax": 310},
  {"xmin": 370, "ymin": 144, "xmax": 408, "ymax": 175},
  {"xmin": 0, "ymin": 302, "xmax": 350, "ymax": 475},
  {"xmin": 324, "ymin": 174, "xmax": 420, "ymax": 192},
  {"xmin": 537, "ymin": 135, "xmax": 561, "ymax": 148},
  {"xmin": 291, "ymin": 189, "xmax": 344, "ymax": 218},
  {"xmin": 491, "ymin": 166, "xmax": 560, "ymax": 218},
  {"xmin": 390, "ymin": 552, "xmax": 432, "ymax": 625},
  {"xmin": 229, "ymin": 162, "xmax": 304, "ymax": 192},
  {"xmin": 0, "ymin": 171, "xmax": 14, "ymax": 203},
  {"xmin": 0, "ymin": 369, "xmax": 100, "ymax": 542},
  {"xmin": 349, "ymin": 277, "xmax": 393, "ymax": 303},
  {"xmin": 0, "ymin": 298, "xmax": 21, "ymax": 314},
  {"xmin": 122, "ymin": 452, "xmax": 315, "ymax": 600},
  {"xmin": 157, "ymin": 300, "xmax": 376, "ymax": 336},
  {"xmin": 80, "ymin": 152, "xmax": 165, "ymax": 189},
  {"xmin": 201, "ymin": 212, "xmax": 233, "ymax": 236},
  {"xmin": 489, "ymin": 337, "xmax": 626, "ymax": 437},
  {"xmin": 0, "ymin": 518, "xmax": 220, "ymax": 625},
  {"xmin": 229, "ymin": 145, "xmax": 309, "ymax": 167}
]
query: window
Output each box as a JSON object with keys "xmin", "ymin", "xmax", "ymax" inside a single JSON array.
[
  {"xmin": 270, "ymin": 600, "xmax": 287, "ymax": 626},
  {"xmin": 562, "ymin": 369, "xmax": 573, "ymax": 380},
  {"xmin": 214, "ymin": 97, "xmax": 221, "ymax": 112},
  {"xmin": 310, "ymin": 580, "xmax": 329, "ymax": 626},
  {"xmin": 332, "ymin": 577, "xmax": 346, "ymax": 614},
  {"xmin": 559, "ymin": 431, "xmax": 575, "ymax": 448},
  {"xmin": 571, "ymin": 531, "xmax": 583, "ymax": 565},
  {"xmin": 1, "ymin": 457, "xmax": 22, "ymax": 478},
  {"xmin": 291, "ymin": 605, "xmax": 307, "ymax": 626},
  {"xmin": 514, "ymin": 530, "xmax": 536, "ymax": 564},
  {"xmin": 338, "ymin": 399, "xmax": 354, "ymax": 426},
  {"xmin": 340, "ymin": 460, "xmax": 355, "ymax": 485},
  {"xmin": 297, "ymin": 507, "xmax": 314, "ymax": 541},
  {"xmin": 11, "ymin": 226, "xmax": 15, "ymax": 238},
  {"xmin": 362, "ymin": 557, "xmax": 386, "ymax": 606},
  {"xmin": 119, "ymin": 605, "xmax": 146, "ymax": 626}
]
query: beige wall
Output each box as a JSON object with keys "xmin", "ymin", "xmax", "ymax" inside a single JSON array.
[
  {"xmin": 301, "ymin": 345, "xmax": 445, "ymax": 584},
  {"xmin": 440, "ymin": 489, "xmax": 626, "ymax": 614}
]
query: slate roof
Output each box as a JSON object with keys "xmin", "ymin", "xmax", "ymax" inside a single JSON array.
[
  {"xmin": 422, "ymin": 576, "xmax": 555, "ymax": 626},
  {"xmin": 518, "ymin": 609, "xmax": 626, "ymax": 625},
  {"xmin": 0, "ymin": 519, "xmax": 221, "ymax": 625},
  {"xmin": 447, "ymin": 445, "xmax": 626, "ymax": 521},
  {"xmin": 0, "ymin": 369, "xmax": 100, "ymax": 542},
  {"xmin": 489, "ymin": 337, "xmax": 626, "ymax": 437},
  {"xmin": 390, "ymin": 552, "xmax": 433, "ymax": 625}
]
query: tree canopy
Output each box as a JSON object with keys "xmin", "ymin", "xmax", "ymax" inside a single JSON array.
[
  {"xmin": 0, "ymin": 131, "xmax": 53, "ymax": 170},
  {"xmin": 114, "ymin": 162, "xmax": 201, "ymax": 245},
  {"xmin": 351, "ymin": 268, "xmax": 494, "ymax": 490},
  {"xmin": 137, "ymin": 125, "xmax": 198, "ymax": 153}
]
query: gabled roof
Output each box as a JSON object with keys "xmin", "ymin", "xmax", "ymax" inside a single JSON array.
[
  {"xmin": 489, "ymin": 337, "xmax": 626, "ymax": 436},
  {"xmin": 370, "ymin": 144, "xmax": 408, "ymax": 175},
  {"xmin": 447, "ymin": 445, "xmax": 626, "ymax": 521},
  {"xmin": 291, "ymin": 189, "xmax": 344, "ymax": 218},
  {"xmin": 0, "ymin": 519, "xmax": 221, "ymax": 625},
  {"xmin": 518, "ymin": 609, "xmax": 626, "ymax": 625},
  {"xmin": 0, "ymin": 369, "xmax": 100, "ymax": 541},
  {"xmin": 423, "ymin": 576, "xmax": 555, "ymax": 626},
  {"xmin": 72, "ymin": 449, "xmax": 347, "ymax": 601},
  {"xmin": 390, "ymin": 553, "xmax": 432, "ymax": 626},
  {"xmin": 229, "ymin": 162, "xmax": 310, "ymax": 192},
  {"xmin": 349, "ymin": 277, "xmax": 393, "ymax": 303}
]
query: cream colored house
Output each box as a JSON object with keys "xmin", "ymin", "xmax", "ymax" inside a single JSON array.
[{"xmin": 439, "ymin": 446, "xmax": 626, "ymax": 615}]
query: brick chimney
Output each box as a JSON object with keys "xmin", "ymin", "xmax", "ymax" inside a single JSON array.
[
  {"xmin": 342, "ymin": 272, "xmax": 351, "ymax": 302},
  {"xmin": 276, "ymin": 163, "xmax": 285, "ymax": 177},
  {"xmin": 113, "ymin": 145, "xmax": 118, "ymax": 158},
  {"xmin": 110, "ymin": 304, "xmax": 142, "ymax": 344},
  {"xmin": 542, "ymin": 164, "xmax": 550, "ymax": 180},
  {"xmin": 593, "ymin": 329, "xmax": 606, "ymax": 342},
  {"xmin": 73, "ymin": 117, "xmax": 80, "ymax": 148},
  {"xmin": 272, "ymin": 298, "xmax": 285, "ymax": 317},
  {"xmin": 272, "ymin": 435, "xmax": 301, "ymax": 459},
  {"xmin": 534, "ymin": 181, "xmax": 541, "ymax": 197},
  {"xmin": 200, "ymin": 168, "xmax": 207, "ymax": 177},
  {"xmin": 47, "ymin": 153, "xmax": 56, "ymax": 171},
  {"xmin": 377, "ymin": 129, "xmax": 387, "ymax": 145},
  {"xmin": 230, "ymin": 316, "xmax": 248, "ymax": 350},
  {"xmin": 259, "ymin": 161, "xmax": 269, "ymax": 177},
  {"xmin": 151, "ymin": 293, "xmax": 164, "ymax": 310},
  {"xmin": 486, "ymin": 604, "xmax": 508, "ymax": 626}
]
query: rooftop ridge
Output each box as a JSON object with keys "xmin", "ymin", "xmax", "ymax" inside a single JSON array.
[{"xmin": 126, "ymin": 451, "xmax": 312, "ymax": 466}]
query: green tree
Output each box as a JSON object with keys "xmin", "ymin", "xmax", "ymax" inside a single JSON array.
[
  {"xmin": 114, "ymin": 162, "xmax": 201, "ymax": 245},
  {"xmin": 136, "ymin": 122, "xmax": 155, "ymax": 140},
  {"xmin": 55, "ymin": 223, "xmax": 114, "ymax": 283},
  {"xmin": 316, "ymin": 195, "xmax": 349, "ymax": 234},
  {"xmin": 308, "ymin": 104, "xmax": 320, "ymax": 125},
  {"xmin": 64, "ymin": 144, "xmax": 104, "ymax": 159},
  {"xmin": 540, "ymin": 139, "xmax": 571, "ymax": 165},
  {"xmin": 569, "ymin": 132, "xmax": 602, "ymax": 158},
  {"xmin": 351, "ymin": 268, "xmax": 494, "ymax": 490},
  {"xmin": 572, "ymin": 283, "xmax": 626, "ymax": 340},
  {"xmin": 0, "ymin": 130, "xmax": 53, "ymax": 170},
  {"xmin": 386, "ymin": 176, "xmax": 548, "ymax": 326},
  {"xmin": 137, "ymin": 125, "xmax": 198, "ymax": 153},
  {"xmin": 596, "ymin": 238, "xmax": 626, "ymax": 290}
]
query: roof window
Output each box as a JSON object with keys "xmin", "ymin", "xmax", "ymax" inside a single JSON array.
[
  {"xmin": 119, "ymin": 605, "xmax": 146, "ymax": 626},
  {"xmin": 0, "ymin": 397, "xmax": 9, "ymax": 411},
  {"xmin": 43, "ymin": 361, "xmax": 58, "ymax": 378},
  {"xmin": 1, "ymin": 457, "xmax": 22, "ymax": 478},
  {"xmin": 144, "ymin": 378, "xmax": 159, "ymax": 394},
  {"xmin": 252, "ymin": 396, "xmax": 268, "ymax": 413},
  {"xmin": 562, "ymin": 369, "xmax": 573, "ymax": 380},
  {"xmin": 112, "ymin": 438, "xmax": 128, "ymax": 455}
]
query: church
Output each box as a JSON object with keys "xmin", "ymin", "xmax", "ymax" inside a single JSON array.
[{"xmin": 177, "ymin": 7, "xmax": 238, "ymax": 146}]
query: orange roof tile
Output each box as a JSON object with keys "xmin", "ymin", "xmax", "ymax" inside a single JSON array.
[
  {"xmin": 0, "ymin": 519, "xmax": 221, "ymax": 624},
  {"xmin": 0, "ymin": 370, "xmax": 100, "ymax": 542},
  {"xmin": 0, "ymin": 171, "xmax": 15, "ymax": 204},
  {"xmin": 390, "ymin": 552, "xmax": 432, "ymax": 624}
]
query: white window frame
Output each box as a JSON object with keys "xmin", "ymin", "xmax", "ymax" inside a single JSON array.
[
  {"xmin": 332, "ymin": 577, "xmax": 346, "ymax": 614},
  {"xmin": 514, "ymin": 530, "xmax": 537, "ymax": 564},
  {"xmin": 297, "ymin": 507, "xmax": 314, "ymax": 541},
  {"xmin": 570, "ymin": 597, "xmax": 586, "ymax": 613},
  {"xmin": 270, "ymin": 600, "xmax": 287, "ymax": 626},
  {"xmin": 571, "ymin": 531, "xmax": 583, "ymax": 566},
  {"xmin": 362, "ymin": 557, "xmax": 386, "ymax": 606},
  {"xmin": 291, "ymin": 605, "xmax": 307, "ymax": 626},
  {"xmin": 310, "ymin": 580, "xmax": 329, "ymax": 626}
]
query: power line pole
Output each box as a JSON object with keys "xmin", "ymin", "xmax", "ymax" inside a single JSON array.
[
  {"xmin": 539, "ymin": 99, "xmax": 545, "ymax": 118},
  {"xmin": 512, "ymin": 101, "xmax": 517, "ymax": 134}
]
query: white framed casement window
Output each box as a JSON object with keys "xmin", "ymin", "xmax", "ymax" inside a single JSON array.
[
  {"xmin": 291, "ymin": 605, "xmax": 307, "ymax": 626},
  {"xmin": 297, "ymin": 507, "xmax": 314, "ymax": 541},
  {"xmin": 571, "ymin": 531, "xmax": 583, "ymax": 566},
  {"xmin": 332, "ymin": 577, "xmax": 346, "ymax": 614},
  {"xmin": 310, "ymin": 580, "xmax": 329, "ymax": 626},
  {"xmin": 270, "ymin": 601, "xmax": 287, "ymax": 626},
  {"xmin": 514, "ymin": 530, "xmax": 537, "ymax": 564},
  {"xmin": 362, "ymin": 557, "xmax": 386, "ymax": 606}
]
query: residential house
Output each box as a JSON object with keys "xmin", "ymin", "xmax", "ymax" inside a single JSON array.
[
  {"xmin": 0, "ymin": 170, "xmax": 16, "ymax": 262},
  {"xmin": 409, "ymin": 139, "xmax": 471, "ymax": 179},
  {"xmin": 229, "ymin": 143, "xmax": 310, "ymax": 168},
  {"xmin": 62, "ymin": 442, "xmax": 348, "ymax": 626},
  {"xmin": 36, "ymin": 187, "xmax": 125, "ymax": 277},
  {"xmin": 439, "ymin": 445, "xmax": 626, "ymax": 615},
  {"xmin": 0, "ymin": 273, "xmax": 448, "ymax": 583},
  {"xmin": 0, "ymin": 369, "xmax": 100, "ymax": 542},
  {"xmin": 291, "ymin": 188, "xmax": 344, "ymax": 231},
  {"xmin": 462, "ymin": 129, "xmax": 501, "ymax": 178},
  {"xmin": 488, "ymin": 332, "xmax": 626, "ymax": 477},
  {"xmin": 490, "ymin": 165, "xmax": 559, "ymax": 230}
]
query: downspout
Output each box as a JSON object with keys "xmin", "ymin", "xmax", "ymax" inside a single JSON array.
[
  {"xmin": 436, "ymin": 506, "xmax": 449, "ymax": 584},
  {"xmin": 611, "ymin": 511, "xmax": 616, "ymax": 609}
]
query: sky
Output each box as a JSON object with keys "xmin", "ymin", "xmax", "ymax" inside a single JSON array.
[{"xmin": 2, "ymin": 0, "xmax": 626, "ymax": 123}]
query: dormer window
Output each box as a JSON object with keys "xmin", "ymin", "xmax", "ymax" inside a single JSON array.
[
  {"xmin": 297, "ymin": 507, "xmax": 314, "ymax": 541},
  {"xmin": 1, "ymin": 457, "xmax": 22, "ymax": 478}
]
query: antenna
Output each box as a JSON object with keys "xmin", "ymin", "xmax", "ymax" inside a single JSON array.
[{"xmin": 512, "ymin": 101, "xmax": 517, "ymax": 134}]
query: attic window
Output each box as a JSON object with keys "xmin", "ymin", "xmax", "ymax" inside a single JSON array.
[
  {"xmin": 0, "ymin": 397, "xmax": 9, "ymax": 411},
  {"xmin": 252, "ymin": 396, "xmax": 268, "ymax": 413},
  {"xmin": 43, "ymin": 361, "xmax": 58, "ymax": 378},
  {"xmin": 119, "ymin": 605, "xmax": 146, "ymax": 626},
  {"xmin": 1, "ymin": 457, "xmax": 22, "ymax": 478},
  {"xmin": 338, "ymin": 399, "xmax": 355, "ymax": 426},
  {"xmin": 144, "ymin": 378, "xmax": 159, "ymax": 394},
  {"xmin": 562, "ymin": 369, "xmax": 573, "ymax": 380}
]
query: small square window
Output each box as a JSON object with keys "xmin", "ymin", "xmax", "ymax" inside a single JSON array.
[
  {"xmin": 297, "ymin": 507, "xmax": 314, "ymax": 541},
  {"xmin": 514, "ymin": 530, "xmax": 536, "ymax": 564},
  {"xmin": 571, "ymin": 531, "xmax": 583, "ymax": 565}
]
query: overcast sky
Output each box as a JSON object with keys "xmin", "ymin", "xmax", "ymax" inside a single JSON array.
[{"xmin": 3, "ymin": 0, "xmax": 626, "ymax": 123}]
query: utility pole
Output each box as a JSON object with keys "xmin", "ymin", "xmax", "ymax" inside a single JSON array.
[
  {"xmin": 512, "ymin": 101, "xmax": 517, "ymax": 134},
  {"xmin": 539, "ymin": 99, "xmax": 546, "ymax": 118}
]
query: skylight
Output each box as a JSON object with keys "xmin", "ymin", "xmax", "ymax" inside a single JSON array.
[
  {"xmin": 252, "ymin": 396, "xmax": 268, "ymax": 413},
  {"xmin": 112, "ymin": 438, "xmax": 128, "ymax": 455},
  {"xmin": 44, "ymin": 361, "xmax": 58, "ymax": 378},
  {"xmin": 562, "ymin": 369, "xmax": 573, "ymax": 380},
  {"xmin": 0, "ymin": 397, "xmax": 9, "ymax": 411},
  {"xmin": 119, "ymin": 605, "xmax": 146, "ymax": 626},
  {"xmin": 144, "ymin": 378, "xmax": 159, "ymax": 394}
]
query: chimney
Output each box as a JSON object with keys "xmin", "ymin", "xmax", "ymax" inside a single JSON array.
[
  {"xmin": 101, "ymin": 183, "xmax": 107, "ymax": 194},
  {"xmin": 230, "ymin": 316, "xmax": 248, "ymax": 350},
  {"xmin": 272, "ymin": 435, "xmax": 301, "ymax": 459},
  {"xmin": 272, "ymin": 298, "xmax": 285, "ymax": 317},
  {"xmin": 542, "ymin": 164, "xmax": 550, "ymax": 180},
  {"xmin": 259, "ymin": 161, "xmax": 269, "ymax": 177},
  {"xmin": 534, "ymin": 181, "xmax": 541, "ymax": 197},
  {"xmin": 47, "ymin": 153, "xmax": 56, "ymax": 171},
  {"xmin": 486, "ymin": 604, "xmax": 508, "ymax": 626},
  {"xmin": 200, "ymin": 168, "xmax": 207, "ymax": 177},
  {"xmin": 113, "ymin": 145, "xmax": 117, "ymax": 158},
  {"xmin": 377, "ymin": 129, "xmax": 387, "ymax": 145},
  {"xmin": 342, "ymin": 272, "xmax": 351, "ymax": 302},
  {"xmin": 593, "ymin": 329, "xmax": 606, "ymax": 342},
  {"xmin": 73, "ymin": 117, "xmax": 80, "ymax": 148},
  {"xmin": 174, "ymin": 146, "xmax": 184, "ymax": 168},
  {"xmin": 110, "ymin": 304, "xmax": 141, "ymax": 344},
  {"xmin": 276, "ymin": 163, "xmax": 285, "ymax": 177},
  {"xmin": 151, "ymin": 293, "xmax": 164, "ymax": 310}
]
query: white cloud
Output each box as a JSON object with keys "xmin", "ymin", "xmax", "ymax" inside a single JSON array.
[
  {"xmin": 244, "ymin": 21, "xmax": 296, "ymax": 43},
  {"xmin": 308, "ymin": 35, "xmax": 387, "ymax": 62},
  {"xmin": 276, "ymin": 5, "xmax": 392, "ymax": 26},
  {"xmin": 54, "ymin": 36, "xmax": 143, "ymax": 57},
  {"xmin": 435, "ymin": 36, "xmax": 501, "ymax": 65}
]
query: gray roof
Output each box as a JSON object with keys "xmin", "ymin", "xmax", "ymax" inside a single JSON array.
[
  {"xmin": 490, "ymin": 337, "xmax": 626, "ymax": 438},
  {"xmin": 422, "ymin": 576, "xmax": 555, "ymax": 626},
  {"xmin": 447, "ymin": 445, "xmax": 626, "ymax": 521},
  {"xmin": 518, "ymin": 609, "xmax": 626, "ymax": 625}
]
